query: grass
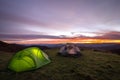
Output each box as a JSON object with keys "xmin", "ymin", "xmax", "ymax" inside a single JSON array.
[{"xmin": 0, "ymin": 48, "xmax": 120, "ymax": 80}]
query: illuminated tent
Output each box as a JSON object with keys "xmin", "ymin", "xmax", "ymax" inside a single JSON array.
[{"xmin": 8, "ymin": 47, "xmax": 51, "ymax": 72}]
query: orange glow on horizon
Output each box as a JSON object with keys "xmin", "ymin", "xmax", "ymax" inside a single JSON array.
[{"xmin": 4, "ymin": 38, "xmax": 120, "ymax": 44}]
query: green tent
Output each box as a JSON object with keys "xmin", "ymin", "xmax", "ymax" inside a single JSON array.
[{"xmin": 8, "ymin": 47, "xmax": 51, "ymax": 72}]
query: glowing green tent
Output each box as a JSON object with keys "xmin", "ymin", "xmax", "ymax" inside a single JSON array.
[{"xmin": 8, "ymin": 47, "xmax": 51, "ymax": 72}]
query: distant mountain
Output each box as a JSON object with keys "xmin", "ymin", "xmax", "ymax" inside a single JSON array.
[
  {"xmin": 28, "ymin": 45, "xmax": 50, "ymax": 50},
  {"xmin": 77, "ymin": 43, "xmax": 120, "ymax": 55},
  {"xmin": 26, "ymin": 44, "xmax": 64, "ymax": 48},
  {"xmin": 40, "ymin": 43, "xmax": 120, "ymax": 55},
  {"xmin": 0, "ymin": 41, "xmax": 50, "ymax": 52},
  {"xmin": 92, "ymin": 44, "xmax": 120, "ymax": 55},
  {"xmin": 0, "ymin": 41, "xmax": 120, "ymax": 55}
]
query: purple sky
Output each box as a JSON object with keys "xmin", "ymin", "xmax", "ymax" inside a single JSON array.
[{"xmin": 0, "ymin": 0, "xmax": 120, "ymax": 43}]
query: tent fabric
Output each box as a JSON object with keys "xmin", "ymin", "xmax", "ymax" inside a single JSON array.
[{"xmin": 8, "ymin": 47, "xmax": 51, "ymax": 72}]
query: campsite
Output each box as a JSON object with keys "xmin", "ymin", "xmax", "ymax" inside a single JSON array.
[
  {"xmin": 0, "ymin": 41, "xmax": 120, "ymax": 80},
  {"xmin": 0, "ymin": 0, "xmax": 120, "ymax": 80}
]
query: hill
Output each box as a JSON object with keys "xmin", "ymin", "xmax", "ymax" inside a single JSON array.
[
  {"xmin": 0, "ymin": 41, "xmax": 50, "ymax": 52},
  {"xmin": 0, "ymin": 48, "xmax": 120, "ymax": 80}
]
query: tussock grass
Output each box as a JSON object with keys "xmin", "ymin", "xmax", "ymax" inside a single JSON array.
[{"xmin": 0, "ymin": 48, "xmax": 120, "ymax": 80}]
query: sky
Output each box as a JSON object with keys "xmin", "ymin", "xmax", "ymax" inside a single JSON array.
[{"xmin": 0, "ymin": 0, "xmax": 120, "ymax": 44}]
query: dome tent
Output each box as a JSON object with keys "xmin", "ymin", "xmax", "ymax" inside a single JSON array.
[{"xmin": 8, "ymin": 47, "xmax": 51, "ymax": 72}]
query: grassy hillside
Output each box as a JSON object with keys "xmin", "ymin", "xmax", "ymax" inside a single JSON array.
[{"xmin": 0, "ymin": 48, "xmax": 120, "ymax": 80}]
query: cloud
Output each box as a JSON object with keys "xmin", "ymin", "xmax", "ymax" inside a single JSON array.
[
  {"xmin": 0, "ymin": 12, "xmax": 48, "ymax": 27},
  {"xmin": 95, "ymin": 31, "xmax": 120, "ymax": 39},
  {"xmin": 1, "ymin": 31, "xmax": 120, "ymax": 42},
  {"xmin": 0, "ymin": 0, "xmax": 120, "ymax": 41},
  {"xmin": 71, "ymin": 31, "xmax": 120, "ymax": 40},
  {"xmin": 0, "ymin": 34, "xmax": 65, "ymax": 41}
]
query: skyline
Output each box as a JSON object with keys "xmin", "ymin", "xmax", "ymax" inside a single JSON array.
[{"xmin": 0, "ymin": 0, "xmax": 120, "ymax": 44}]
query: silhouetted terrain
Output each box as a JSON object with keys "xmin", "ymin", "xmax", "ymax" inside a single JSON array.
[
  {"xmin": 0, "ymin": 41, "xmax": 26, "ymax": 52},
  {"xmin": 0, "ymin": 41, "xmax": 120, "ymax": 55},
  {"xmin": 0, "ymin": 41, "xmax": 120, "ymax": 80},
  {"xmin": 77, "ymin": 43, "xmax": 120, "ymax": 55},
  {"xmin": 0, "ymin": 41, "xmax": 50, "ymax": 52}
]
